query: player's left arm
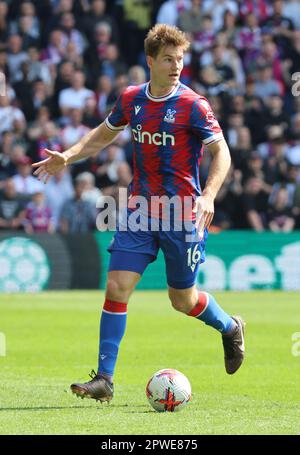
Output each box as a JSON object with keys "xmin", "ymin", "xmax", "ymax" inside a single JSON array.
[{"xmin": 195, "ymin": 138, "xmax": 231, "ymax": 231}]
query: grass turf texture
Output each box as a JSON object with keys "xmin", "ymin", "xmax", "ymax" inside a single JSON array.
[{"xmin": 0, "ymin": 291, "xmax": 300, "ymax": 435}]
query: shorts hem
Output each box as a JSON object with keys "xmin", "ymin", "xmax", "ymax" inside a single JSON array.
[{"xmin": 167, "ymin": 278, "xmax": 197, "ymax": 289}]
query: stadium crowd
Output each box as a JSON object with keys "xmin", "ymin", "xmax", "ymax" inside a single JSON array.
[{"xmin": 0, "ymin": 0, "xmax": 299, "ymax": 233}]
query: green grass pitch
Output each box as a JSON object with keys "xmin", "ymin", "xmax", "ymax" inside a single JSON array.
[{"xmin": 0, "ymin": 290, "xmax": 300, "ymax": 435}]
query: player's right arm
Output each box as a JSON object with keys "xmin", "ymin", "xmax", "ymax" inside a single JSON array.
[{"xmin": 32, "ymin": 121, "xmax": 121, "ymax": 183}]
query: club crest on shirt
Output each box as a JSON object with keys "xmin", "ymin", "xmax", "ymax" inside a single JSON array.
[{"xmin": 164, "ymin": 109, "xmax": 176, "ymax": 123}]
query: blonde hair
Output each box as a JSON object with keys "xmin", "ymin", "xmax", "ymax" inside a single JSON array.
[{"xmin": 144, "ymin": 24, "xmax": 190, "ymax": 58}]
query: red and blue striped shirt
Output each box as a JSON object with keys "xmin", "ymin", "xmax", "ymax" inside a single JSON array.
[{"xmin": 105, "ymin": 82, "xmax": 223, "ymax": 203}]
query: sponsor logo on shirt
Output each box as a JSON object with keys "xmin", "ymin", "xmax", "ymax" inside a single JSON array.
[{"xmin": 132, "ymin": 124, "xmax": 175, "ymax": 146}]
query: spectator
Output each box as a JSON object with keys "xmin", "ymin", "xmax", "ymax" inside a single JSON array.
[
  {"xmin": 0, "ymin": 0, "xmax": 299, "ymax": 233},
  {"xmin": 283, "ymin": 30, "xmax": 300, "ymax": 84},
  {"xmin": 26, "ymin": 46, "xmax": 52, "ymax": 85},
  {"xmin": 244, "ymin": 150, "xmax": 272, "ymax": 196},
  {"xmin": 244, "ymin": 95, "xmax": 267, "ymax": 145},
  {"xmin": 12, "ymin": 155, "xmax": 44, "ymax": 195},
  {"xmin": 230, "ymin": 126, "xmax": 253, "ymax": 173},
  {"xmin": 203, "ymin": 0, "xmax": 239, "ymax": 33},
  {"xmin": 253, "ymin": 64, "xmax": 282, "ymax": 100},
  {"xmin": 262, "ymin": 0, "xmax": 295, "ymax": 55},
  {"xmin": 44, "ymin": 168, "xmax": 74, "ymax": 230},
  {"xmin": 200, "ymin": 43, "xmax": 237, "ymax": 95},
  {"xmin": 128, "ymin": 65, "xmax": 146, "ymax": 86},
  {"xmin": 64, "ymin": 41, "xmax": 83, "ymax": 68},
  {"xmin": 0, "ymin": 94, "xmax": 26, "ymax": 135},
  {"xmin": 243, "ymin": 176, "xmax": 270, "ymax": 231},
  {"xmin": 27, "ymin": 106, "xmax": 52, "ymax": 142},
  {"xmin": 60, "ymin": 108, "xmax": 91, "ymax": 148},
  {"xmin": 24, "ymin": 190, "xmax": 54, "ymax": 233},
  {"xmin": 96, "ymin": 144, "xmax": 132, "ymax": 198},
  {"xmin": 268, "ymin": 185, "xmax": 295, "ymax": 232},
  {"xmin": 59, "ymin": 178, "xmax": 97, "ymax": 233},
  {"xmin": 257, "ymin": 127, "xmax": 288, "ymax": 184},
  {"xmin": 292, "ymin": 177, "xmax": 300, "ymax": 227},
  {"xmin": 224, "ymin": 114, "xmax": 245, "ymax": 149},
  {"xmin": 75, "ymin": 171, "xmax": 103, "ymax": 206},
  {"xmin": 192, "ymin": 14, "xmax": 214, "ymax": 55},
  {"xmin": 81, "ymin": 0, "xmax": 119, "ymax": 45},
  {"xmin": 282, "ymin": 0, "xmax": 300, "ymax": 29},
  {"xmin": 235, "ymin": 12, "xmax": 262, "ymax": 70},
  {"xmin": 0, "ymin": 49, "xmax": 9, "ymax": 80},
  {"xmin": 84, "ymin": 21, "xmax": 113, "ymax": 81},
  {"xmin": 0, "ymin": 178, "xmax": 26, "ymax": 229},
  {"xmin": 17, "ymin": 15, "xmax": 40, "ymax": 49},
  {"xmin": 34, "ymin": 121, "xmax": 63, "ymax": 161},
  {"xmin": 219, "ymin": 10, "xmax": 237, "ymax": 46},
  {"xmin": 212, "ymin": 165, "xmax": 243, "ymax": 229},
  {"xmin": 285, "ymin": 146, "xmax": 300, "ymax": 168},
  {"xmin": 239, "ymin": 0, "xmax": 272, "ymax": 24},
  {"xmin": 177, "ymin": 0, "xmax": 204, "ymax": 36},
  {"xmin": 58, "ymin": 70, "xmax": 94, "ymax": 116},
  {"xmin": 156, "ymin": 0, "xmax": 191, "ymax": 26},
  {"xmin": 101, "ymin": 43, "xmax": 127, "ymax": 80},
  {"xmin": 255, "ymin": 40, "xmax": 285, "ymax": 91},
  {"xmin": 121, "ymin": 0, "xmax": 153, "ymax": 66},
  {"xmin": 83, "ymin": 95, "xmax": 100, "ymax": 128},
  {"xmin": 40, "ymin": 29, "xmax": 67, "ymax": 66},
  {"xmin": 10, "ymin": 2, "xmax": 40, "ymax": 43},
  {"xmin": 31, "ymin": 79, "xmax": 54, "ymax": 119},
  {"xmin": 7, "ymin": 34, "xmax": 28, "ymax": 83},
  {"xmin": 0, "ymin": 1, "xmax": 9, "ymax": 51},
  {"xmin": 264, "ymin": 95, "xmax": 289, "ymax": 133},
  {"xmin": 288, "ymin": 112, "xmax": 300, "ymax": 141},
  {"xmin": 12, "ymin": 60, "xmax": 35, "ymax": 120},
  {"xmin": 9, "ymin": 143, "xmax": 28, "ymax": 170},
  {"xmin": 53, "ymin": 60, "xmax": 75, "ymax": 115},
  {"xmin": 0, "ymin": 131, "xmax": 16, "ymax": 182},
  {"xmin": 59, "ymin": 12, "xmax": 86, "ymax": 56}
]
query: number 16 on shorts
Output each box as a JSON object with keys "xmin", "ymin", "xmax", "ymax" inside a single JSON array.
[{"xmin": 187, "ymin": 244, "xmax": 201, "ymax": 272}]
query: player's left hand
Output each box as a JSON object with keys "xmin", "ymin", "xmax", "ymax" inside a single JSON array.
[{"xmin": 194, "ymin": 194, "xmax": 214, "ymax": 235}]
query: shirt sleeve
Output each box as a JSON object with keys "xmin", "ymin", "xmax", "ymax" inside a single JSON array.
[
  {"xmin": 105, "ymin": 90, "xmax": 129, "ymax": 131},
  {"xmin": 190, "ymin": 97, "xmax": 224, "ymax": 145}
]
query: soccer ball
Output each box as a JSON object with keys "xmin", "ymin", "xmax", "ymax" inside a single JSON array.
[{"xmin": 146, "ymin": 369, "xmax": 191, "ymax": 412}]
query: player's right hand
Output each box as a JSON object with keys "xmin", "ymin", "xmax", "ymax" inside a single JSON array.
[
  {"xmin": 194, "ymin": 194, "xmax": 215, "ymax": 238},
  {"xmin": 32, "ymin": 149, "xmax": 67, "ymax": 183}
]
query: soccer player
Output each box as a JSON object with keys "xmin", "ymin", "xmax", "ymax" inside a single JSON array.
[{"xmin": 32, "ymin": 24, "xmax": 245, "ymax": 403}]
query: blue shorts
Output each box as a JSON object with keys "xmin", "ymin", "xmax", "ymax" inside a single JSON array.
[{"xmin": 107, "ymin": 210, "xmax": 208, "ymax": 289}]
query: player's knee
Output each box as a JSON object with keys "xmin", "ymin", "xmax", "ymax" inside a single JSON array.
[
  {"xmin": 106, "ymin": 278, "xmax": 131, "ymax": 302},
  {"xmin": 168, "ymin": 293, "xmax": 190, "ymax": 314},
  {"xmin": 168, "ymin": 288, "xmax": 196, "ymax": 314},
  {"xmin": 171, "ymin": 299, "xmax": 186, "ymax": 313}
]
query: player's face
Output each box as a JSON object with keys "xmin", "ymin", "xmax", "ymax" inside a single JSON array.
[{"xmin": 147, "ymin": 45, "xmax": 184, "ymax": 90}]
